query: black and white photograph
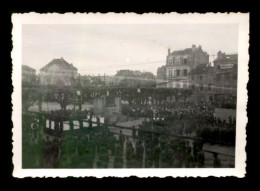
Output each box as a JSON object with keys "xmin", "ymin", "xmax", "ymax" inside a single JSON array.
[{"xmin": 12, "ymin": 13, "xmax": 248, "ymax": 177}]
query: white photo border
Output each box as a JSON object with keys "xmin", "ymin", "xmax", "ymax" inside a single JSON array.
[{"xmin": 11, "ymin": 12, "xmax": 249, "ymax": 178}]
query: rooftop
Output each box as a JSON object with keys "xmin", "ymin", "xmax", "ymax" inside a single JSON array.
[
  {"xmin": 40, "ymin": 57, "xmax": 78, "ymax": 72},
  {"xmin": 169, "ymin": 45, "xmax": 206, "ymax": 57},
  {"xmin": 170, "ymin": 48, "xmax": 193, "ymax": 56},
  {"xmin": 214, "ymin": 53, "xmax": 238, "ymax": 63},
  {"xmin": 22, "ymin": 65, "xmax": 36, "ymax": 72}
]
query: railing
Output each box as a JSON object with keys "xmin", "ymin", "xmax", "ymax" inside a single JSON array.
[{"xmin": 26, "ymin": 111, "xmax": 235, "ymax": 161}]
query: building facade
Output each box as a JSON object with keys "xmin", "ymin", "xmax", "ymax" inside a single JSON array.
[
  {"xmin": 189, "ymin": 51, "xmax": 238, "ymax": 103},
  {"xmin": 157, "ymin": 45, "xmax": 209, "ymax": 89},
  {"xmin": 39, "ymin": 57, "xmax": 78, "ymax": 87},
  {"xmin": 214, "ymin": 51, "xmax": 238, "ymax": 69},
  {"xmin": 22, "ymin": 65, "xmax": 37, "ymax": 84},
  {"xmin": 212, "ymin": 52, "xmax": 238, "ymax": 105},
  {"xmin": 189, "ymin": 66, "xmax": 215, "ymax": 102}
]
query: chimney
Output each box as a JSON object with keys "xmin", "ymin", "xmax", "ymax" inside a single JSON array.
[{"xmin": 168, "ymin": 48, "xmax": 171, "ymax": 55}]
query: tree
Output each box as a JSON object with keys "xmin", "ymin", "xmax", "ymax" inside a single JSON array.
[
  {"xmin": 22, "ymin": 75, "xmax": 41, "ymax": 112},
  {"xmin": 116, "ymin": 70, "xmax": 156, "ymax": 88}
]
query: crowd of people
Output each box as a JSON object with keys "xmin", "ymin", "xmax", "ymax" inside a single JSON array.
[
  {"xmin": 123, "ymin": 101, "xmax": 236, "ymax": 129},
  {"xmin": 22, "ymin": 94, "xmax": 236, "ymax": 168}
]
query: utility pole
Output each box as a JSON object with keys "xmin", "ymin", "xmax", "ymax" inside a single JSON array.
[
  {"xmin": 134, "ymin": 75, "xmax": 135, "ymax": 87},
  {"xmin": 209, "ymin": 55, "xmax": 216, "ymax": 66},
  {"xmin": 104, "ymin": 73, "xmax": 106, "ymax": 86}
]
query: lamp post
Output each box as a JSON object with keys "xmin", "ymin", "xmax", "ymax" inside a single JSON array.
[
  {"xmin": 58, "ymin": 90, "xmax": 67, "ymax": 112},
  {"xmin": 77, "ymin": 90, "xmax": 82, "ymax": 111},
  {"xmin": 137, "ymin": 88, "xmax": 141, "ymax": 104}
]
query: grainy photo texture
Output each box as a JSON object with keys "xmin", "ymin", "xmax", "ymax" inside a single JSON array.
[{"xmin": 12, "ymin": 13, "xmax": 249, "ymax": 178}]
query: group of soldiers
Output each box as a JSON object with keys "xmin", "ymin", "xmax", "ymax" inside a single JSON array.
[{"xmin": 24, "ymin": 95, "xmax": 236, "ymax": 168}]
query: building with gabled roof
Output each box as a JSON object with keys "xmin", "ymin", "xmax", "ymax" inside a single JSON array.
[{"xmin": 39, "ymin": 57, "xmax": 78, "ymax": 87}]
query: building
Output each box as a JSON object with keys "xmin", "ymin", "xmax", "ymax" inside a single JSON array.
[
  {"xmin": 189, "ymin": 51, "xmax": 238, "ymax": 103},
  {"xmin": 101, "ymin": 75, "xmax": 117, "ymax": 86},
  {"xmin": 22, "ymin": 65, "xmax": 36, "ymax": 84},
  {"xmin": 213, "ymin": 51, "xmax": 238, "ymax": 69},
  {"xmin": 156, "ymin": 66, "xmax": 167, "ymax": 88},
  {"xmin": 189, "ymin": 65, "xmax": 215, "ymax": 102},
  {"xmin": 157, "ymin": 45, "xmax": 209, "ymax": 89},
  {"xmin": 39, "ymin": 57, "xmax": 78, "ymax": 87},
  {"xmin": 212, "ymin": 51, "xmax": 238, "ymax": 104}
]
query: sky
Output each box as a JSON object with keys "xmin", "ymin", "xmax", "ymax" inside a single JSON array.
[{"xmin": 22, "ymin": 24, "xmax": 238, "ymax": 75}]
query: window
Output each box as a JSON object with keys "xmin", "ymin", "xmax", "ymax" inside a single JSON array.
[
  {"xmin": 168, "ymin": 60, "xmax": 173, "ymax": 65},
  {"xmin": 176, "ymin": 70, "xmax": 180, "ymax": 77},
  {"xmin": 199, "ymin": 75, "xmax": 203, "ymax": 81},
  {"xmin": 196, "ymin": 84, "xmax": 200, "ymax": 91},
  {"xmin": 199, "ymin": 84, "xmax": 203, "ymax": 91},
  {"xmin": 180, "ymin": 57, "xmax": 183, "ymax": 64},
  {"xmin": 184, "ymin": 59, "xmax": 188, "ymax": 64},
  {"xmin": 183, "ymin": 69, "xmax": 188, "ymax": 76},
  {"xmin": 168, "ymin": 70, "xmax": 172, "ymax": 77}
]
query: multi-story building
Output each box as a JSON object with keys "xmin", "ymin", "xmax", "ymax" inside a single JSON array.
[
  {"xmin": 214, "ymin": 51, "xmax": 238, "ymax": 69},
  {"xmin": 212, "ymin": 51, "xmax": 238, "ymax": 104},
  {"xmin": 157, "ymin": 45, "xmax": 209, "ymax": 89},
  {"xmin": 39, "ymin": 57, "xmax": 78, "ymax": 87},
  {"xmin": 189, "ymin": 66, "xmax": 215, "ymax": 102},
  {"xmin": 22, "ymin": 65, "xmax": 37, "ymax": 84},
  {"xmin": 189, "ymin": 51, "xmax": 238, "ymax": 103}
]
